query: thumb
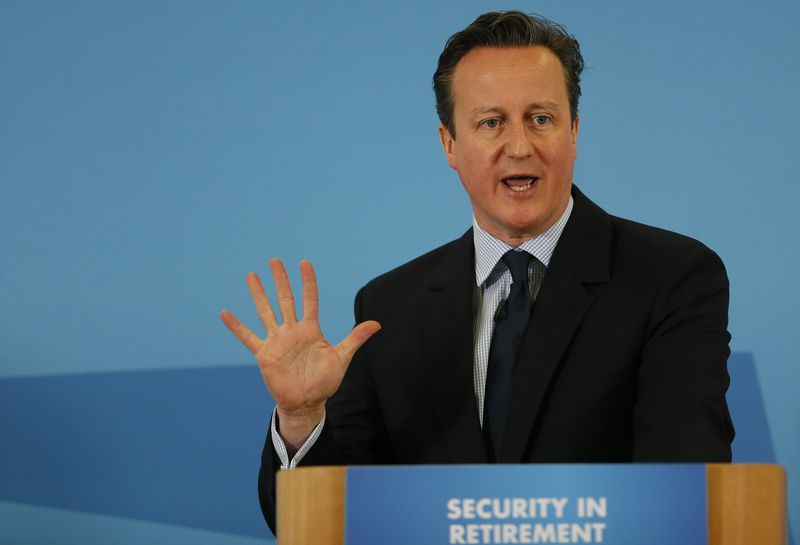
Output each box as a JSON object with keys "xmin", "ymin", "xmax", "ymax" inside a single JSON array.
[{"xmin": 335, "ymin": 320, "xmax": 381, "ymax": 365}]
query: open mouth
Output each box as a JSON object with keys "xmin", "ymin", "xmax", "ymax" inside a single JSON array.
[{"xmin": 502, "ymin": 176, "xmax": 538, "ymax": 192}]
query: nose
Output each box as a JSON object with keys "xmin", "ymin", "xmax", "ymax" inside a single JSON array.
[{"xmin": 504, "ymin": 122, "xmax": 534, "ymax": 159}]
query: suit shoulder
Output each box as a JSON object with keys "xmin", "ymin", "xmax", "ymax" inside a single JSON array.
[
  {"xmin": 566, "ymin": 187, "xmax": 725, "ymax": 277},
  {"xmin": 608, "ymin": 214, "xmax": 727, "ymax": 276},
  {"xmin": 360, "ymin": 230, "xmax": 472, "ymax": 296}
]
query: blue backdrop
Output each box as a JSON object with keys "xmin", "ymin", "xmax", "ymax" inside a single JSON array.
[{"xmin": 1, "ymin": 1, "xmax": 798, "ymax": 543}]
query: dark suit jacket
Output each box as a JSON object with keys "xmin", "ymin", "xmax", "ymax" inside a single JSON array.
[{"xmin": 258, "ymin": 186, "xmax": 734, "ymax": 532}]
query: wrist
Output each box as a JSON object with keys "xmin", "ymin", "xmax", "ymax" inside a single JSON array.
[{"xmin": 276, "ymin": 405, "xmax": 325, "ymax": 450}]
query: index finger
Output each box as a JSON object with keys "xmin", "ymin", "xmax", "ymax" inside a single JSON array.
[{"xmin": 246, "ymin": 272, "xmax": 279, "ymax": 334}]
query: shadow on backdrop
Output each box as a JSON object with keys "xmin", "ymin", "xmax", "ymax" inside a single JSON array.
[{"xmin": 728, "ymin": 352, "xmax": 776, "ymax": 462}]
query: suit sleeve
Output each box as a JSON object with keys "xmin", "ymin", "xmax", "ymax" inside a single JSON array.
[{"xmin": 633, "ymin": 243, "xmax": 735, "ymax": 462}]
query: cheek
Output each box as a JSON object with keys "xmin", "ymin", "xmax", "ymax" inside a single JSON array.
[
  {"xmin": 462, "ymin": 149, "xmax": 494, "ymax": 177},
  {"xmin": 542, "ymin": 141, "xmax": 576, "ymax": 173},
  {"xmin": 453, "ymin": 142, "xmax": 502, "ymax": 193}
]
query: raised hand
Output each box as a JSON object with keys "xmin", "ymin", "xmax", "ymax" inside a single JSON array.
[{"xmin": 220, "ymin": 259, "xmax": 381, "ymax": 448}]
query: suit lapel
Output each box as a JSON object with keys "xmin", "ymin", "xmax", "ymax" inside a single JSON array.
[
  {"xmin": 501, "ymin": 187, "xmax": 613, "ymax": 462},
  {"xmin": 422, "ymin": 229, "xmax": 489, "ymax": 463}
]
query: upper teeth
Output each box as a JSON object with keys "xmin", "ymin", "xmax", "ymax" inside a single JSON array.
[{"xmin": 505, "ymin": 178, "xmax": 534, "ymax": 191}]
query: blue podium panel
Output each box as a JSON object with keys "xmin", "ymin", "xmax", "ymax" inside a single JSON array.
[{"xmin": 345, "ymin": 464, "xmax": 706, "ymax": 545}]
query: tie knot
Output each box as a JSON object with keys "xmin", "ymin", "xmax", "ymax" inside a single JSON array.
[{"xmin": 501, "ymin": 250, "xmax": 531, "ymax": 284}]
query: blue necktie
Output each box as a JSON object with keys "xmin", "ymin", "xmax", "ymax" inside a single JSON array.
[{"xmin": 485, "ymin": 250, "xmax": 532, "ymax": 461}]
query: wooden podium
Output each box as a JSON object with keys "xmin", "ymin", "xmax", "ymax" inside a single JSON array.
[{"xmin": 276, "ymin": 464, "xmax": 786, "ymax": 545}]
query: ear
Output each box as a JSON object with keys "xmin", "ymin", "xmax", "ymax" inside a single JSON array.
[
  {"xmin": 438, "ymin": 123, "xmax": 458, "ymax": 170},
  {"xmin": 570, "ymin": 116, "xmax": 580, "ymax": 159},
  {"xmin": 571, "ymin": 116, "xmax": 580, "ymax": 146}
]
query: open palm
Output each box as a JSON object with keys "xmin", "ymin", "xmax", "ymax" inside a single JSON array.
[{"xmin": 221, "ymin": 259, "xmax": 380, "ymax": 435}]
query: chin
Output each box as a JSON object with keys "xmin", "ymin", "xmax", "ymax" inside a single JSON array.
[{"xmin": 505, "ymin": 214, "xmax": 544, "ymax": 234}]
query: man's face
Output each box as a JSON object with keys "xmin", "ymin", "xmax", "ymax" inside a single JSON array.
[{"xmin": 439, "ymin": 46, "xmax": 579, "ymax": 246}]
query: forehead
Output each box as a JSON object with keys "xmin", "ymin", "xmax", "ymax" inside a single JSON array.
[{"xmin": 450, "ymin": 46, "xmax": 569, "ymax": 110}]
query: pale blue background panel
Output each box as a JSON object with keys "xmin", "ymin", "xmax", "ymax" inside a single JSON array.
[{"xmin": 1, "ymin": 0, "xmax": 798, "ymax": 542}]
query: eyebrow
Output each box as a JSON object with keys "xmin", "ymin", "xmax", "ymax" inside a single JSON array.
[{"xmin": 470, "ymin": 102, "xmax": 562, "ymax": 116}]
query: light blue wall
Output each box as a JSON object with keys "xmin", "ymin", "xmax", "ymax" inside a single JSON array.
[{"xmin": 2, "ymin": 1, "xmax": 798, "ymax": 542}]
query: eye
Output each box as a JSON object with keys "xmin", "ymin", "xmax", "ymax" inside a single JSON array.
[
  {"xmin": 479, "ymin": 118, "xmax": 502, "ymax": 129},
  {"xmin": 531, "ymin": 114, "xmax": 551, "ymax": 126}
]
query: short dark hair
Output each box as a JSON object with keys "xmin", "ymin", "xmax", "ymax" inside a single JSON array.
[{"xmin": 433, "ymin": 11, "xmax": 584, "ymax": 138}]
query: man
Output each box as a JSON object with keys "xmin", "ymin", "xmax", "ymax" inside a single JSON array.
[{"xmin": 221, "ymin": 11, "xmax": 734, "ymax": 534}]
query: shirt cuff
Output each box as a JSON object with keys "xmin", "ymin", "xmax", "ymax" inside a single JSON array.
[{"xmin": 270, "ymin": 407, "xmax": 326, "ymax": 469}]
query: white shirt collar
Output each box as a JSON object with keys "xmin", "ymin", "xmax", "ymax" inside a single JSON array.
[{"xmin": 473, "ymin": 196, "xmax": 573, "ymax": 287}]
